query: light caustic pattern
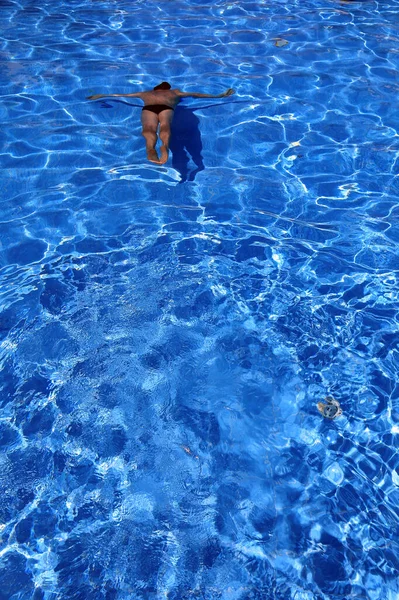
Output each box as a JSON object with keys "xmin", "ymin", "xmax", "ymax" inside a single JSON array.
[{"xmin": 1, "ymin": 0, "xmax": 399, "ymax": 598}]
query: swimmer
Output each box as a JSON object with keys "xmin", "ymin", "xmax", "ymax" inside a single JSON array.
[{"xmin": 87, "ymin": 82, "xmax": 235, "ymax": 164}]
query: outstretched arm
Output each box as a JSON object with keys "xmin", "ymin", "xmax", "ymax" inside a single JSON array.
[
  {"xmin": 176, "ymin": 88, "xmax": 234, "ymax": 99},
  {"xmin": 87, "ymin": 92, "xmax": 144, "ymax": 100}
]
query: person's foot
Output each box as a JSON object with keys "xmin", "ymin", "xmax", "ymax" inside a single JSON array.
[
  {"xmin": 147, "ymin": 148, "xmax": 160, "ymax": 163},
  {"xmin": 158, "ymin": 145, "xmax": 169, "ymax": 164}
]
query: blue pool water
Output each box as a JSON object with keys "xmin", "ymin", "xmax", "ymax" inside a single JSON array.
[{"xmin": 1, "ymin": 0, "xmax": 399, "ymax": 598}]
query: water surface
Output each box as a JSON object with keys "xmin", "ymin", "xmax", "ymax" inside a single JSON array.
[{"xmin": 1, "ymin": 0, "xmax": 399, "ymax": 598}]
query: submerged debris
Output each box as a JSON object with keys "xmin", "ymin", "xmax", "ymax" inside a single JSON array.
[
  {"xmin": 317, "ymin": 396, "xmax": 342, "ymax": 420},
  {"xmin": 273, "ymin": 37, "xmax": 289, "ymax": 47}
]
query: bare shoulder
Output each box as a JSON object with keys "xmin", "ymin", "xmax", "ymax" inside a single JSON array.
[{"xmin": 173, "ymin": 89, "xmax": 185, "ymax": 97}]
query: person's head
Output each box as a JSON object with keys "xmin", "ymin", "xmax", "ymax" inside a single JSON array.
[{"xmin": 153, "ymin": 82, "xmax": 171, "ymax": 91}]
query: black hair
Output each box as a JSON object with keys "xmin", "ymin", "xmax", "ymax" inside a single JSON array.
[{"xmin": 153, "ymin": 82, "xmax": 171, "ymax": 90}]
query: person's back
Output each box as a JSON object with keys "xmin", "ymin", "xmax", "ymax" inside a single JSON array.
[{"xmin": 139, "ymin": 88, "xmax": 182, "ymax": 109}]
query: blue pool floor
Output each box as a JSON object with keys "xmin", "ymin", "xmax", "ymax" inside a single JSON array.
[{"xmin": 1, "ymin": 0, "xmax": 399, "ymax": 598}]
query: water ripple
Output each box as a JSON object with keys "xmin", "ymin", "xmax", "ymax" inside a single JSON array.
[{"xmin": 1, "ymin": 0, "xmax": 399, "ymax": 598}]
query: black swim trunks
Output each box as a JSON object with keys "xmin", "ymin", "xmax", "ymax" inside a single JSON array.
[{"xmin": 142, "ymin": 104, "xmax": 174, "ymax": 115}]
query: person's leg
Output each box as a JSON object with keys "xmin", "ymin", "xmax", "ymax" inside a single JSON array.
[
  {"xmin": 158, "ymin": 109, "xmax": 174, "ymax": 164},
  {"xmin": 141, "ymin": 110, "xmax": 160, "ymax": 163}
]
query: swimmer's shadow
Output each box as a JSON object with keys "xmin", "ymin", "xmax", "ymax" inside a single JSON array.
[
  {"xmin": 169, "ymin": 106, "xmax": 204, "ymax": 183},
  {"xmin": 171, "ymin": 102, "xmax": 247, "ymax": 182},
  {"xmin": 171, "ymin": 103, "xmax": 246, "ymax": 183}
]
